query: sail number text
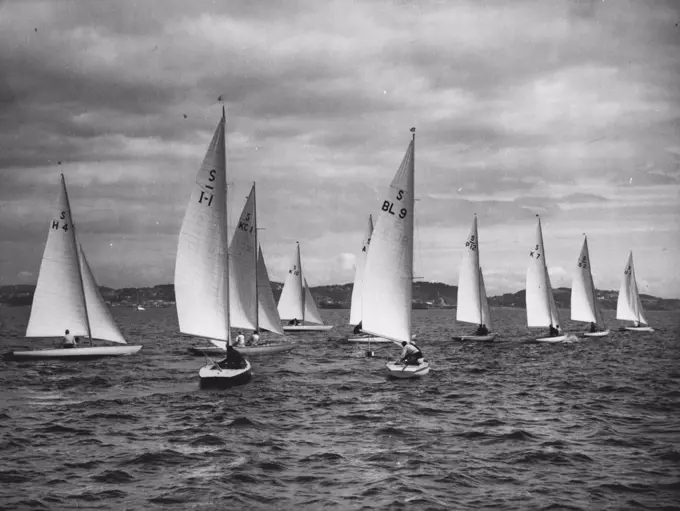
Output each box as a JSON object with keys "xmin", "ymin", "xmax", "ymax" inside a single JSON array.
[
  {"xmin": 198, "ymin": 169, "xmax": 216, "ymax": 207},
  {"xmin": 237, "ymin": 212, "xmax": 254, "ymax": 233},
  {"xmin": 577, "ymin": 256, "xmax": 589, "ymax": 270},
  {"xmin": 51, "ymin": 211, "xmax": 70, "ymax": 232},
  {"xmin": 289, "ymin": 264, "xmax": 300, "ymax": 276},
  {"xmin": 529, "ymin": 245, "xmax": 541, "ymax": 259},
  {"xmin": 381, "ymin": 189, "xmax": 408, "ymax": 219},
  {"xmin": 465, "ymin": 234, "xmax": 477, "ymax": 251}
]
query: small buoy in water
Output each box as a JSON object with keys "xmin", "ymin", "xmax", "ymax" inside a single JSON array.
[{"xmin": 365, "ymin": 350, "xmax": 374, "ymax": 358}]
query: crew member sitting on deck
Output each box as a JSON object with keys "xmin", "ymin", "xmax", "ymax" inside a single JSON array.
[
  {"xmin": 400, "ymin": 341, "xmax": 423, "ymax": 366},
  {"xmin": 234, "ymin": 331, "xmax": 245, "ymax": 347},
  {"xmin": 219, "ymin": 344, "xmax": 246, "ymax": 370},
  {"xmin": 247, "ymin": 329, "xmax": 260, "ymax": 346},
  {"xmin": 589, "ymin": 322, "xmax": 597, "ymax": 333},
  {"xmin": 549, "ymin": 324, "xmax": 559, "ymax": 337},
  {"xmin": 288, "ymin": 318, "xmax": 301, "ymax": 326},
  {"xmin": 353, "ymin": 321, "xmax": 363, "ymax": 335},
  {"xmin": 474, "ymin": 324, "xmax": 489, "ymax": 336},
  {"xmin": 62, "ymin": 329, "xmax": 77, "ymax": 349}
]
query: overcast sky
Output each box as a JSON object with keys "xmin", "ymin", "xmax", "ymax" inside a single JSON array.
[{"xmin": 0, "ymin": 0, "xmax": 678, "ymax": 298}]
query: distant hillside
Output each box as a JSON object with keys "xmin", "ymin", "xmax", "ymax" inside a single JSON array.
[{"xmin": 1, "ymin": 282, "xmax": 678, "ymax": 311}]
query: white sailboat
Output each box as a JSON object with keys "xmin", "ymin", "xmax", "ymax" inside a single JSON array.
[
  {"xmin": 5, "ymin": 174, "xmax": 142, "ymax": 360},
  {"xmin": 452, "ymin": 215, "xmax": 496, "ymax": 341},
  {"xmin": 525, "ymin": 215, "xmax": 568, "ymax": 342},
  {"xmin": 175, "ymin": 108, "xmax": 251, "ymax": 387},
  {"xmin": 277, "ymin": 243, "xmax": 333, "ymax": 332},
  {"xmin": 616, "ymin": 251, "xmax": 654, "ymax": 332},
  {"xmin": 571, "ymin": 235, "xmax": 609, "ymax": 337},
  {"xmin": 347, "ymin": 215, "xmax": 391, "ymax": 344},
  {"xmin": 136, "ymin": 290, "xmax": 145, "ymax": 311},
  {"xmin": 360, "ymin": 128, "xmax": 429, "ymax": 378},
  {"xmin": 195, "ymin": 183, "xmax": 298, "ymax": 356}
]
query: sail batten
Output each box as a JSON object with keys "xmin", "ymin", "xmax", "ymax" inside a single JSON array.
[
  {"xmin": 362, "ymin": 137, "xmax": 415, "ymax": 343},
  {"xmin": 349, "ymin": 215, "xmax": 374, "ymax": 326},
  {"xmin": 174, "ymin": 114, "xmax": 230, "ymax": 340}
]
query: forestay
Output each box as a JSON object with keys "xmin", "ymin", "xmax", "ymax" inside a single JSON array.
[
  {"xmin": 277, "ymin": 243, "xmax": 305, "ymax": 321},
  {"xmin": 616, "ymin": 251, "xmax": 648, "ymax": 325},
  {"xmin": 174, "ymin": 114, "xmax": 230, "ymax": 341},
  {"xmin": 349, "ymin": 214, "xmax": 374, "ymax": 326},
  {"xmin": 526, "ymin": 216, "xmax": 560, "ymax": 328},
  {"xmin": 26, "ymin": 175, "xmax": 89, "ymax": 338},
  {"xmin": 571, "ymin": 236, "xmax": 598, "ymax": 324},
  {"xmin": 362, "ymin": 137, "xmax": 415, "ymax": 344}
]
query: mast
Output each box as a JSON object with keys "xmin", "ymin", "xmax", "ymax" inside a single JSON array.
[
  {"xmin": 298, "ymin": 242, "xmax": 305, "ymax": 323},
  {"xmin": 475, "ymin": 214, "xmax": 483, "ymax": 328},
  {"xmin": 253, "ymin": 182, "xmax": 259, "ymax": 331},
  {"xmin": 538, "ymin": 214, "xmax": 559, "ymax": 330},
  {"xmin": 222, "ymin": 107, "xmax": 232, "ymax": 345},
  {"xmin": 411, "ymin": 127, "xmax": 416, "ymax": 337},
  {"xmin": 62, "ymin": 174, "xmax": 93, "ymax": 344},
  {"xmin": 585, "ymin": 235, "xmax": 605, "ymax": 329}
]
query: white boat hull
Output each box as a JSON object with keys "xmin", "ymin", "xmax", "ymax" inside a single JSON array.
[
  {"xmin": 189, "ymin": 343, "xmax": 298, "ymax": 356},
  {"xmin": 347, "ymin": 335, "xmax": 393, "ymax": 344},
  {"xmin": 5, "ymin": 345, "xmax": 143, "ymax": 360},
  {"xmin": 533, "ymin": 335, "xmax": 569, "ymax": 343},
  {"xmin": 451, "ymin": 333, "xmax": 497, "ymax": 342},
  {"xmin": 624, "ymin": 326, "xmax": 654, "ymax": 333},
  {"xmin": 385, "ymin": 361, "xmax": 430, "ymax": 379},
  {"xmin": 282, "ymin": 324, "xmax": 334, "ymax": 332},
  {"xmin": 199, "ymin": 360, "xmax": 252, "ymax": 388},
  {"xmin": 582, "ymin": 330, "xmax": 610, "ymax": 337}
]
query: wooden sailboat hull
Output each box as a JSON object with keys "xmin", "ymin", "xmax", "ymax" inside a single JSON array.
[
  {"xmin": 451, "ymin": 333, "xmax": 497, "ymax": 342},
  {"xmin": 5, "ymin": 345, "xmax": 143, "ymax": 360},
  {"xmin": 282, "ymin": 324, "xmax": 333, "ymax": 332},
  {"xmin": 582, "ymin": 330, "xmax": 610, "ymax": 337},
  {"xmin": 533, "ymin": 335, "xmax": 569, "ymax": 343},
  {"xmin": 623, "ymin": 326, "xmax": 654, "ymax": 333},
  {"xmin": 385, "ymin": 361, "xmax": 430, "ymax": 379},
  {"xmin": 199, "ymin": 360, "xmax": 252, "ymax": 388}
]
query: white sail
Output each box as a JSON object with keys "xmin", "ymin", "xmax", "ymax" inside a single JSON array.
[
  {"xmin": 303, "ymin": 278, "xmax": 325, "ymax": 325},
  {"xmin": 277, "ymin": 243, "xmax": 305, "ymax": 321},
  {"xmin": 570, "ymin": 236, "xmax": 598, "ymax": 324},
  {"xmin": 174, "ymin": 113, "xmax": 230, "ymax": 341},
  {"xmin": 616, "ymin": 251, "xmax": 648, "ymax": 325},
  {"xmin": 78, "ymin": 246, "xmax": 126, "ymax": 344},
  {"xmin": 257, "ymin": 246, "xmax": 285, "ymax": 335},
  {"xmin": 526, "ymin": 216, "xmax": 560, "ymax": 328},
  {"xmin": 26, "ymin": 175, "xmax": 89, "ymax": 338},
  {"xmin": 456, "ymin": 216, "xmax": 483, "ymax": 326},
  {"xmin": 479, "ymin": 269, "xmax": 493, "ymax": 332},
  {"xmin": 228, "ymin": 187, "xmax": 258, "ymax": 331},
  {"xmin": 362, "ymin": 136, "xmax": 415, "ymax": 343},
  {"xmin": 349, "ymin": 214, "xmax": 374, "ymax": 326}
]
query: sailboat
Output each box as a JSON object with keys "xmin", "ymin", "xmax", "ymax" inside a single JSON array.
[
  {"xmin": 347, "ymin": 215, "xmax": 390, "ymax": 344},
  {"xmin": 174, "ymin": 108, "xmax": 251, "ymax": 388},
  {"xmin": 277, "ymin": 243, "xmax": 333, "ymax": 332},
  {"xmin": 191, "ymin": 183, "xmax": 298, "ymax": 356},
  {"xmin": 525, "ymin": 215, "xmax": 568, "ymax": 342},
  {"xmin": 361, "ymin": 128, "xmax": 429, "ymax": 378},
  {"xmin": 452, "ymin": 215, "xmax": 496, "ymax": 341},
  {"xmin": 571, "ymin": 235, "xmax": 609, "ymax": 337},
  {"xmin": 4, "ymin": 175, "xmax": 142, "ymax": 360},
  {"xmin": 616, "ymin": 251, "xmax": 654, "ymax": 332},
  {"xmin": 136, "ymin": 290, "xmax": 145, "ymax": 311}
]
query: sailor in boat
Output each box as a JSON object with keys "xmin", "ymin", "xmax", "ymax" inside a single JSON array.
[
  {"xmin": 589, "ymin": 322, "xmax": 597, "ymax": 333},
  {"xmin": 548, "ymin": 324, "xmax": 560, "ymax": 337},
  {"xmin": 216, "ymin": 344, "xmax": 247, "ymax": 370},
  {"xmin": 353, "ymin": 321, "xmax": 363, "ymax": 335},
  {"xmin": 288, "ymin": 318, "xmax": 301, "ymax": 326},
  {"xmin": 62, "ymin": 329, "xmax": 77, "ymax": 349},
  {"xmin": 247, "ymin": 329, "xmax": 260, "ymax": 346},
  {"xmin": 234, "ymin": 331, "xmax": 246, "ymax": 347},
  {"xmin": 400, "ymin": 341, "xmax": 424, "ymax": 366},
  {"xmin": 474, "ymin": 324, "xmax": 489, "ymax": 336},
  {"xmin": 633, "ymin": 321, "xmax": 641, "ymax": 328}
]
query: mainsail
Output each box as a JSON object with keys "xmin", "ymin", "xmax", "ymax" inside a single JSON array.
[
  {"xmin": 349, "ymin": 214, "xmax": 373, "ymax": 326},
  {"xmin": 174, "ymin": 112, "xmax": 230, "ymax": 341},
  {"xmin": 229, "ymin": 187, "xmax": 258, "ymax": 331},
  {"xmin": 361, "ymin": 134, "xmax": 415, "ymax": 343},
  {"xmin": 571, "ymin": 235, "xmax": 601, "ymax": 325},
  {"xmin": 616, "ymin": 251, "xmax": 648, "ymax": 325},
  {"xmin": 456, "ymin": 215, "xmax": 485, "ymax": 327},
  {"xmin": 277, "ymin": 243, "xmax": 305, "ymax": 321},
  {"xmin": 526, "ymin": 215, "xmax": 560, "ymax": 328}
]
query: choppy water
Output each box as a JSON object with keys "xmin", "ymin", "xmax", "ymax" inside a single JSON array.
[{"xmin": 1, "ymin": 305, "xmax": 679, "ymax": 510}]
